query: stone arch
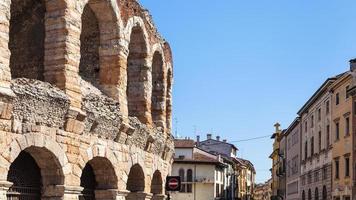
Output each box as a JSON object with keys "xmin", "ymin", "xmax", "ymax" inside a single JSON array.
[
  {"xmin": 80, "ymin": 156, "xmax": 118, "ymax": 200},
  {"xmin": 0, "ymin": 133, "xmax": 69, "ymax": 181},
  {"xmin": 79, "ymin": 0, "xmax": 120, "ymax": 90},
  {"xmin": 3, "ymin": 134, "xmax": 68, "ymax": 199},
  {"xmin": 302, "ymin": 190, "xmax": 305, "ymax": 200},
  {"xmin": 151, "ymin": 50, "xmax": 166, "ymax": 129},
  {"xmin": 126, "ymin": 19, "xmax": 151, "ymax": 124},
  {"xmin": 308, "ymin": 188, "xmax": 312, "ymax": 200},
  {"xmin": 150, "ymin": 170, "xmax": 163, "ymax": 195}
]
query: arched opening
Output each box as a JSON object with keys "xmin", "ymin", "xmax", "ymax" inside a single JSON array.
[
  {"xmin": 7, "ymin": 147, "xmax": 64, "ymax": 199},
  {"xmin": 308, "ymin": 189, "xmax": 312, "ymax": 200},
  {"xmin": 80, "ymin": 157, "xmax": 118, "ymax": 200},
  {"xmin": 322, "ymin": 186, "xmax": 327, "ymax": 200},
  {"xmin": 79, "ymin": 3, "xmax": 100, "ymax": 87},
  {"xmin": 179, "ymin": 168, "xmax": 185, "ymax": 193},
  {"xmin": 151, "ymin": 52, "xmax": 165, "ymax": 128},
  {"xmin": 302, "ymin": 190, "xmax": 305, "ymax": 200},
  {"xmin": 127, "ymin": 26, "xmax": 149, "ymax": 123},
  {"xmin": 151, "ymin": 170, "xmax": 163, "ymax": 195},
  {"xmin": 187, "ymin": 169, "xmax": 193, "ymax": 193},
  {"xmin": 165, "ymin": 68, "xmax": 173, "ymax": 132},
  {"xmin": 80, "ymin": 163, "xmax": 96, "ymax": 200},
  {"xmin": 9, "ymin": 0, "xmax": 46, "ymax": 80},
  {"xmin": 315, "ymin": 187, "xmax": 318, "ymax": 200},
  {"xmin": 127, "ymin": 164, "xmax": 145, "ymax": 192}
]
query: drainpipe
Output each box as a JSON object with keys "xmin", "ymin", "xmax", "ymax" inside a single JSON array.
[{"xmin": 194, "ymin": 164, "xmax": 196, "ymax": 200}]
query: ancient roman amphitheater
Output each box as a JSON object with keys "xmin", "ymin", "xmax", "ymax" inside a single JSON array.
[{"xmin": 0, "ymin": 0, "xmax": 174, "ymax": 199}]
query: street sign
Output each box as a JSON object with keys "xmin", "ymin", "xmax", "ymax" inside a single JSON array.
[{"xmin": 166, "ymin": 176, "xmax": 181, "ymax": 191}]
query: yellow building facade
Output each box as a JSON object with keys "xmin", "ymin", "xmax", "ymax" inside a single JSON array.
[{"xmin": 331, "ymin": 72, "xmax": 353, "ymax": 200}]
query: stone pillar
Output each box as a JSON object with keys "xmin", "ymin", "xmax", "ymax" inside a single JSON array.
[
  {"xmin": 152, "ymin": 194, "xmax": 166, "ymax": 200},
  {"xmin": 44, "ymin": 6, "xmax": 82, "ymax": 110},
  {"xmin": 63, "ymin": 186, "xmax": 83, "ymax": 200},
  {"xmin": 95, "ymin": 189, "xmax": 129, "ymax": 200},
  {"xmin": 0, "ymin": 181, "xmax": 12, "ymax": 200},
  {"xmin": 42, "ymin": 185, "xmax": 66, "ymax": 200},
  {"xmin": 0, "ymin": 0, "xmax": 15, "ymax": 99},
  {"xmin": 126, "ymin": 192, "xmax": 153, "ymax": 200}
]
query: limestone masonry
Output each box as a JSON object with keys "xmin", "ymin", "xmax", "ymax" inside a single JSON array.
[{"xmin": 0, "ymin": 0, "xmax": 174, "ymax": 199}]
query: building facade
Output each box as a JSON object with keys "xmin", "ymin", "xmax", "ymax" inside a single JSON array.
[
  {"xmin": 299, "ymin": 77, "xmax": 335, "ymax": 200},
  {"xmin": 172, "ymin": 139, "xmax": 227, "ymax": 200},
  {"xmin": 270, "ymin": 123, "xmax": 286, "ymax": 200},
  {"xmin": 0, "ymin": 0, "xmax": 174, "ymax": 200},
  {"xmin": 285, "ymin": 117, "xmax": 301, "ymax": 200},
  {"xmin": 330, "ymin": 71, "xmax": 353, "ymax": 200},
  {"xmin": 254, "ymin": 179, "xmax": 272, "ymax": 200}
]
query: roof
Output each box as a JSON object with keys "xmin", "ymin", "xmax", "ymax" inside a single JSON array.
[
  {"xmin": 174, "ymin": 151, "xmax": 226, "ymax": 166},
  {"xmin": 297, "ymin": 72, "xmax": 347, "ymax": 115},
  {"xmin": 284, "ymin": 117, "xmax": 301, "ymax": 136},
  {"xmin": 235, "ymin": 158, "xmax": 256, "ymax": 173},
  {"xmin": 174, "ymin": 139, "xmax": 195, "ymax": 148},
  {"xmin": 199, "ymin": 139, "xmax": 238, "ymax": 151}
]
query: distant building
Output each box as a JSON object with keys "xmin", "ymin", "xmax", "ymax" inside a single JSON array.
[
  {"xmin": 298, "ymin": 75, "xmax": 336, "ymax": 200},
  {"xmin": 171, "ymin": 139, "xmax": 227, "ymax": 200},
  {"xmin": 254, "ymin": 179, "xmax": 272, "ymax": 200},
  {"xmin": 330, "ymin": 67, "xmax": 354, "ymax": 200},
  {"xmin": 198, "ymin": 134, "xmax": 256, "ymax": 200},
  {"xmin": 285, "ymin": 117, "xmax": 301, "ymax": 200},
  {"xmin": 270, "ymin": 123, "xmax": 286, "ymax": 200}
]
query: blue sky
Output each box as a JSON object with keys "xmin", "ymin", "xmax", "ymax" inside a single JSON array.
[{"xmin": 139, "ymin": 0, "xmax": 356, "ymax": 183}]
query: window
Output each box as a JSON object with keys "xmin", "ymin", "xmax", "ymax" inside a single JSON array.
[
  {"xmin": 345, "ymin": 117, "xmax": 350, "ymax": 136},
  {"xmin": 322, "ymin": 167, "xmax": 327, "ymax": 180},
  {"xmin": 318, "ymin": 131, "xmax": 322, "ymax": 152},
  {"xmin": 187, "ymin": 169, "xmax": 193, "ymax": 193},
  {"xmin": 345, "ymin": 157, "xmax": 350, "ymax": 177},
  {"xmin": 308, "ymin": 189, "xmax": 312, "ymax": 200},
  {"xmin": 315, "ymin": 188, "xmax": 319, "ymax": 200},
  {"xmin": 326, "ymin": 101, "xmax": 330, "ymax": 114},
  {"xmin": 318, "ymin": 108, "xmax": 321, "ymax": 121},
  {"xmin": 311, "ymin": 137, "xmax": 314, "ymax": 156},
  {"xmin": 354, "ymin": 101, "xmax": 356, "ymax": 115},
  {"xmin": 305, "ymin": 122, "xmax": 308, "ymax": 133},
  {"xmin": 335, "ymin": 159, "xmax": 339, "ymax": 179},
  {"xmin": 179, "ymin": 169, "xmax": 186, "ymax": 192},
  {"xmin": 302, "ymin": 190, "xmax": 305, "ymax": 200},
  {"xmin": 326, "ymin": 125, "xmax": 330, "ymax": 147},
  {"xmin": 314, "ymin": 171, "xmax": 319, "ymax": 182},
  {"xmin": 216, "ymin": 184, "xmax": 219, "ymax": 197},
  {"xmin": 322, "ymin": 186, "xmax": 327, "ymax": 200},
  {"xmin": 335, "ymin": 122, "xmax": 340, "ymax": 141},
  {"xmin": 304, "ymin": 141, "xmax": 308, "ymax": 160},
  {"xmin": 346, "ymin": 85, "xmax": 350, "ymax": 99},
  {"xmin": 336, "ymin": 93, "xmax": 340, "ymax": 105},
  {"xmin": 311, "ymin": 115, "xmax": 314, "ymax": 128},
  {"xmin": 308, "ymin": 172, "xmax": 312, "ymax": 184}
]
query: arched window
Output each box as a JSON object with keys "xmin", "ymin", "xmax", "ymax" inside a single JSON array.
[
  {"xmin": 322, "ymin": 186, "xmax": 327, "ymax": 200},
  {"xmin": 179, "ymin": 168, "xmax": 186, "ymax": 192},
  {"xmin": 9, "ymin": 0, "xmax": 46, "ymax": 80},
  {"xmin": 308, "ymin": 189, "xmax": 312, "ymax": 200},
  {"xmin": 127, "ymin": 26, "xmax": 149, "ymax": 123},
  {"xmin": 151, "ymin": 51, "xmax": 165, "ymax": 128},
  {"xmin": 302, "ymin": 190, "xmax": 305, "ymax": 200},
  {"xmin": 79, "ymin": 3, "xmax": 100, "ymax": 87},
  {"xmin": 315, "ymin": 187, "xmax": 319, "ymax": 200},
  {"xmin": 187, "ymin": 169, "xmax": 193, "ymax": 193}
]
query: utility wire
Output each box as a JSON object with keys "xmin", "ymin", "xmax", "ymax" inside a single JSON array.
[{"xmin": 227, "ymin": 134, "xmax": 271, "ymax": 143}]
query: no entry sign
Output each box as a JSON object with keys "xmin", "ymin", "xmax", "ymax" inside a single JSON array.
[{"xmin": 166, "ymin": 176, "xmax": 181, "ymax": 191}]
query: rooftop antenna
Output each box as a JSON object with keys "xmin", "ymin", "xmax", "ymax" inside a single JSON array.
[{"xmin": 174, "ymin": 117, "xmax": 179, "ymax": 138}]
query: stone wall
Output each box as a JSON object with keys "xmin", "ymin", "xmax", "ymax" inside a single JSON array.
[{"xmin": 0, "ymin": 0, "xmax": 174, "ymax": 199}]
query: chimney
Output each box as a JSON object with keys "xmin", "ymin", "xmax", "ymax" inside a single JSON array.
[
  {"xmin": 350, "ymin": 59, "xmax": 356, "ymax": 71},
  {"xmin": 196, "ymin": 135, "xmax": 200, "ymax": 145},
  {"xmin": 216, "ymin": 136, "xmax": 220, "ymax": 141},
  {"xmin": 207, "ymin": 134, "xmax": 212, "ymax": 140},
  {"xmin": 223, "ymin": 139, "xmax": 227, "ymax": 143}
]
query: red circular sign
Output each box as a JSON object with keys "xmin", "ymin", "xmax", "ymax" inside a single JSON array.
[{"xmin": 168, "ymin": 178, "xmax": 179, "ymax": 190}]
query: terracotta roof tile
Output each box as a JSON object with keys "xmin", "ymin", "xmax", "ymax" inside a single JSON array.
[{"xmin": 174, "ymin": 139, "xmax": 195, "ymax": 148}]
